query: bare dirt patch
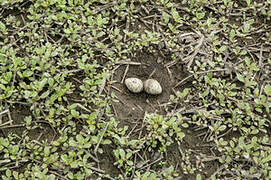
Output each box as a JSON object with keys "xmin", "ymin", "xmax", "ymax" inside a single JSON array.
[
  {"xmin": 111, "ymin": 51, "xmax": 184, "ymax": 120},
  {"xmin": 0, "ymin": 105, "xmax": 55, "ymax": 142}
]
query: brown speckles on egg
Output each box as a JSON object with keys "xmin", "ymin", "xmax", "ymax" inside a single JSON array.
[
  {"xmin": 144, "ymin": 79, "xmax": 162, "ymax": 95},
  {"xmin": 125, "ymin": 78, "xmax": 144, "ymax": 93}
]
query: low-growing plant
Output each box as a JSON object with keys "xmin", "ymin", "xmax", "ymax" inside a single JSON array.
[{"xmin": 144, "ymin": 113, "xmax": 187, "ymax": 151}]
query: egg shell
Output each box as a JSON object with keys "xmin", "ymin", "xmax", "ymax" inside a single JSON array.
[
  {"xmin": 144, "ymin": 79, "xmax": 162, "ymax": 95},
  {"xmin": 125, "ymin": 78, "xmax": 143, "ymax": 93}
]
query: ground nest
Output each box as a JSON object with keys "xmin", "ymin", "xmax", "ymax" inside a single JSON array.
[{"xmin": 110, "ymin": 51, "xmax": 187, "ymax": 121}]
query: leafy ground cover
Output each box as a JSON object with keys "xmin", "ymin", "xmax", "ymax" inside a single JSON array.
[{"xmin": 0, "ymin": 0, "xmax": 271, "ymax": 179}]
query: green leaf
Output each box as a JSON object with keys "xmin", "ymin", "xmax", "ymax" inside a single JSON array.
[
  {"xmin": 246, "ymin": 80, "xmax": 257, "ymax": 87},
  {"xmin": 245, "ymin": 57, "xmax": 251, "ymax": 66},
  {"xmin": 47, "ymin": 93, "xmax": 58, "ymax": 105},
  {"xmin": 246, "ymin": 0, "xmax": 251, "ymax": 6},
  {"xmin": 264, "ymin": 84, "xmax": 271, "ymax": 96},
  {"xmin": 71, "ymin": 109, "xmax": 79, "ymax": 117},
  {"xmin": 69, "ymin": 138, "xmax": 77, "ymax": 146},
  {"xmin": 102, "ymin": 139, "xmax": 111, "ymax": 145},
  {"xmin": 182, "ymin": 123, "xmax": 189, "ymax": 128},
  {"xmin": 262, "ymin": 154, "xmax": 271, "ymax": 163},
  {"xmin": 70, "ymin": 161, "xmax": 78, "ymax": 168},
  {"xmin": 61, "ymin": 154, "xmax": 68, "ymax": 162},
  {"xmin": 218, "ymin": 125, "xmax": 227, "ymax": 131},
  {"xmin": 218, "ymin": 45, "xmax": 227, "ymax": 53},
  {"xmin": 0, "ymin": 21, "xmax": 6, "ymax": 33},
  {"xmin": 162, "ymin": 12, "xmax": 170, "ymax": 23},
  {"xmin": 91, "ymin": 136, "xmax": 98, "ymax": 144},
  {"xmin": 240, "ymin": 50, "xmax": 247, "ymax": 55},
  {"xmin": 243, "ymin": 152, "xmax": 250, "ymax": 159},
  {"xmin": 236, "ymin": 73, "xmax": 244, "ymax": 82},
  {"xmin": 200, "ymin": 88, "xmax": 209, "ymax": 98},
  {"xmin": 67, "ymin": 172, "xmax": 74, "ymax": 179},
  {"xmin": 12, "ymin": 171, "xmax": 19, "ymax": 179},
  {"xmin": 40, "ymin": 90, "xmax": 50, "ymax": 99},
  {"xmin": 171, "ymin": 8, "xmax": 181, "ymax": 22},
  {"xmin": 64, "ymin": 28, "xmax": 71, "ymax": 34},
  {"xmin": 119, "ymin": 149, "xmax": 126, "ymax": 159},
  {"xmin": 177, "ymin": 132, "xmax": 185, "ymax": 139},
  {"xmin": 230, "ymin": 29, "xmax": 236, "ymax": 40},
  {"xmin": 243, "ymin": 23, "xmax": 250, "ymax": 33},
  {"xmin": 0, "ymin": 84, "xmax": 6, "ymax": 90},
  {"xmin": 178, "ymin": 88, "xmax": 190, "ymax": 99},
  {"xmin": 23, "ymin": 70, "xmax": 33, "ymax": 77},
  {"xmin": 76, "ymin": 134, "xmax": 84, "ymax": 144},
  {"xmin": 196, "ymin": 174, "xmax": 202, "ymax": 180},
  {"xmin": 230, "ymin": 140, "xmax": 235, "ymax": 148},
  {"xmin": 6, "ymin": 169, "xmax": 11, "ymax": 177},
  {"xmin": 48, "ymin": 78, "xmax": 54, "ymax": 87},
  {"xmin": 39, "ymin": 78, "xmax": 48, "ymax": 90},
  {"xmin": 96, "ymin": 14, "xmax": 103, "ymax": 27},
  {"xmin": 196, "ymin": 12, "xmax": 205, "ymax": 20},
  {"xmin": 44, "ymin": 146, "xmax": 50, "ymax": 156}
]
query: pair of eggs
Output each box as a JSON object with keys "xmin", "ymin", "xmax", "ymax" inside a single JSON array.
[{"xmin": 125, "ymin": 78, "xmax": 162, "ymax": 95}]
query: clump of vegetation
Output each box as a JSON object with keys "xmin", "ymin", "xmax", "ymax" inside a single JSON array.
[{"xmin": 0, "ymin": 0, "xmax": 270, "ymax": 179}]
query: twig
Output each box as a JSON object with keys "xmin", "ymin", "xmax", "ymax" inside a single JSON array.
[
  {"xmin": 135, "ymin": 104, "xmax": 144, "ymax": 112},
  {"xmin": 89, "ymin": 166, "xmax": 105, "ymax": 174},
  {"xmin": 207, "ymin": 164, "xmax": 226, "ymax": 180},
  {"xmin": 7, "ymin": 109, "xmax": 13, "ymax": 124},
  {"xmin": 178, "ymin": 32, "xmax": 196, "ymax": 39},
  {"xmin": 186, "ymin": 33, "xmax": 205, "ymax": 68},
  {"xmin": 116, "ymin": 60, "xmax": 141, "ymax": 65},
  {"xmin": 124, "ymin": 16, "xmax": 129, "ymax": 42},
  {"xmin": 166, "ymin": 66, "xmax": 173, "ymax": 80},
  {"xmin": 0, "ymin": 159, "xmax": 11, "ymax": 165},
  {"xmin": 57, "ymin": 69, "xmax": 82, "ymax": 74},
  {"xmin": 93, "ymin": 2, "xmax": 117, "ymax": 14},
  {"xmin": 174, "ymin": 69, "xmax": 227, "ymax": 88},
  {"xmin": 159, "ymin": 102, "xmax": 174, "ymax": 107},
  {"xmin": 138, "ymin": 18, "xmax": 153, "ymax": 31},
  {"xmin": 49, "ymin": 171, "xmax": 69, "ymax": 180},
  {"xmin": 201, "ymin": 156, "xmax": 220, "ymax": 162},
  {"xmin": 36, "ymin": 132, "xmax": 43, "ymax": 141},
  {"xmin": 111, "ymin": 85, "xmax": 122, "ymax": 93},
  {"xmin": 152, "ymin": 13, "xmax": 157, "ymax": 32},
  {"xmin": 131, "ymin": 153, "xmax": 137, "ymax": 179},
  {"xmin": 0, "ymin": 124, "xmax": 25, "ymax": 129},
  {"xmin": 138, "ymin": 113, "xmax": 147, "ymax": 138},
  {"xmin": 94, "ymin": 122, "xmax": 109, "ymax": 155},
  {"xmin": 138, "ymin": 155, "xmax": 163, "ymax": 170},
  {"xmin": 81, "ymin": 149, "xmax": 99, "ymax": 163},
  {"xmin": 141, "ymin": 14, "xmax": 157, "ymax": 20},
  {"xmin": 127, "ymin": 123, "xmax": 139, "ymax": 137},
  {"xmin": 76, "ymin": 103, "xmax": 92, "ymax": 113},
  {"xmin": 146, "ymin": 99, "xmax": 156, "ymax": 111},
  {"xmin": 35, "ymin": 120, "xmax": 57, "ymax": 139},
  {"xmin": 121, "ymin": 65, "xmax": 129, "ymax": 83},
  {"xmin": 114, "ymin": 95, "xmax": 127, "ymax": 105},
  {"xmin": 166, "ymin": 107, "xmax": 186, "ymax": 117},
  {"xmin": 217, "ymin": 127, "xmax": 233, "ymax": 139},
  {"xmin": 99, "ymin": 76, "xmax": 107, "ymax": 95},
  {"xmin": 111, "ymin": 104, "xmax": 118, "ymax": 117},
  {"xmin": 174, "ymin": 74, "xmax": 194, "ymax": 88},
  {"xmin": 196, "ymin": 130, "xmax": 209, "ymax": 138},
  {"xmin": 0, "ymin": 109, "xmax": 9, "ymax": 116},
  {"xmin": 148, "ymin": 68, "xmax": 156, "ymax": 79}
]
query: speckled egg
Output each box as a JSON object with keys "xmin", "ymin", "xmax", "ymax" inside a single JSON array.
[
  {"xmin": 125, "ymin": 78, "xmax": 144, "ymax": 93},
  {"xmin": 144, "ymin": 79, "xmax": 162, "ymax": 95}
]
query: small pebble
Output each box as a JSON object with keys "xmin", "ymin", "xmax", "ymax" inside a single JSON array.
[
  {"xmin": 144, "ymin": 79, "xmax": 162, "ymax": 95},
  {"xmin": 125, "ymin": 78, "xmax": 143, "ymax": 93}
]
